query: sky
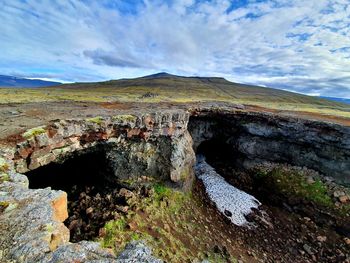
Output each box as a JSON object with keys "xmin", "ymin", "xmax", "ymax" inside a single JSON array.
[{"xmin": 0, "ymin": 0, "xmax": 350, "ymax": 98}]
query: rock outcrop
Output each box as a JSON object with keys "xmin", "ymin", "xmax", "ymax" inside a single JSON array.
[
  {"xmin": 0, "ymin": 106, "xmax": 349, "ymax": 262},
  {"xmin": 0, "ymin": 111, "xmax": 194, "ymax": 262},
  {"xmin": 189, "ymin": 109, "xmax": 350, "ymax": 186}
]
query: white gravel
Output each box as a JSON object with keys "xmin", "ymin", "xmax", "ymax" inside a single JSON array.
[{"xmin": 195, "ymin": 156, "xmax": 261, "ymax": 226}]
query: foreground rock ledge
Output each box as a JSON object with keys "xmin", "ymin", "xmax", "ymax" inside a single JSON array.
[
  {"xmin": 0, "ymin": 111, "xmax": 194, "ymax": 262},
  {"xmin": 0, "ymin": 107, "xmax": 349, "ymax": 262}
]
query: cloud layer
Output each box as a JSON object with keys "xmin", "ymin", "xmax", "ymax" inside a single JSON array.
[{"xmin": 0, "ymin": 0, "xmax": 349, "ymax": 97}]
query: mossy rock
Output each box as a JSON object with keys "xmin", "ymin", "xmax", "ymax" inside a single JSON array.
[
  {"xmin": 0, "ymin": 158, "xmax": 9, "ymax": 173},
  {"xmin": 86, "ymin": 116, "xmax": 104, "ymax": 125},
  {"xmin": 22, "ymin": 126, "xmax": 46, "ymax": 139},
  {"xmin": 253, "ymin": 165, "xmax": 340, "ymax": 210},
  {"xmin": 112, "ymin": 115, "xmax": 137, "ymax": 123},
  {"xmin": 0, "ymin": 173, "xmax": 10, "ymax": 183}
]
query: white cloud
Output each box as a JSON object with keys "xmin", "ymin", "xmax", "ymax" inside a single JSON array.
[{"xmin": 0, "ymin": 0, "xmax": 349, "ymax": 98}]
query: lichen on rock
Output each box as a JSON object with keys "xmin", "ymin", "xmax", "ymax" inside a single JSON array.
[{"xmin": 22, "ymin": 126, "xmax": 46, "ymax": 139}]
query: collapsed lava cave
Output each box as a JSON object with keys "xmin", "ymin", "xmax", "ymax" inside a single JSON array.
[{"xmin": 20, "ymin": 111, "xmax": 350, "ymax": 262}]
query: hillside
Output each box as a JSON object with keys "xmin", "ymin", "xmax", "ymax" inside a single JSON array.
[
  {"xmin": 0, "ymin": 75, "xmax": 61, "ymax": 88},
  {"xmin": 0, "ymin": 73, "xmax": 349, "ymax": 118}
]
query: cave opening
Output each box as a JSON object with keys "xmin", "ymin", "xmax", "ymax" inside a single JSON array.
[{"xmin": 25, "ymin": 145, "xmax": 128, "ymax": 243}]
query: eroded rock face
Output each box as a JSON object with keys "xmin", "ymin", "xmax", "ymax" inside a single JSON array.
[
  {"xmin": 0, "ymin": 107, "xmax": 349, "ymax": 262},
  {"xmin": 0, "ymin": 111, "xmax": 193, "ymax": 262},
  {"xmin": 189, "ymin": 109, "xmax": 350, "ymax": 186},
  {"xmin": 13, "ymin": 112, "xmax": 194, "ymax": 186}
]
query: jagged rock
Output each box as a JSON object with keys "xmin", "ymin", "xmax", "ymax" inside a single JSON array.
[
  {"xmin": 117, "ymin": 241, "xmax": 163, "ymax": 263},
  {"xmin": 189, "ymin": 109, "xmax": 350, "ymax": 186},
  {"xmin": 0, "ymin": 108, "xmax": 349, "ymax": 261}
]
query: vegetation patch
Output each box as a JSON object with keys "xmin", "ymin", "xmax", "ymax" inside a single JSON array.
[
  {"xmin": 0, "ymin": 173, "xmax": 10, "ymax": 183},
  {"xmin": 99, "ymin": 183, "xmax": 239, "ymax": 262},
  {"xmin": 86, "ymin": 116, "xmax": 104, "ymax": 125},
  {"xmin": 112, "ymin": 114, "xmax": 137, "ymax": 123},
  {"xmin": 22, "ymin": 126, "xmax": 46, "ymax": 139},
  {"xmin": 0, "ymin": 158, "xmax": 9, "ymax": 173},
  {"xmin": 252, "ymin": 163, "xmax": 350, "ymax": 215}
]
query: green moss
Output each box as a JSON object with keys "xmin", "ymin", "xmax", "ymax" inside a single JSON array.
[
  {"xmin": 153, "ymin": 183, "xmax": 171, "ymax": 199},
  {"xmin": 0, "ymin": 158, "xmax": 9, "ymax": 173},
  {"xmin": 0, "ymin": 173, "xmax": 10, "ymax": 183},
  {"xmin": 45, "ymin": 223, "xmax": 54, "ymax": 233},
  {"xmin": 0, "ymin": 201, "xmax": 9, "ymax": 209},
  {"xmin": 86, "ymin": 116, "xmax": 104, "ymax": 125},
  {"xmin": 102, "ymin": 218, "xmax": 128, "ymax": 248},
  {"xmin": 112, "ymin": 114, "xmax": 137, "ymax": 123},
  {"xmin": 255, "ymin": 166, "xmax": 333, "ymax": 208},
  {"xmin": 4, "ymin": 203, "xmax": 17, "ymax": 212},
  {"xmin": 99, "ymin": 183, "xmax": 242, "ymax": 262},
  {"xmin": 22, "ymin": 126, "xmax": 46, "ymax": 139}
]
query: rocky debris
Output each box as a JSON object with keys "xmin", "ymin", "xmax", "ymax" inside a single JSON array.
[
  {"xmin": 45, "ymin": 240, "xmax": 161, "ymax": 263},
  {"xmin": 42, "ymin": 241, "xmax": 117, "ymax": 262},
  {"xmin": 196, "ymin": 156, "xmax": 261, "ymax": 226},
  {"xmin": 204, "ymin": 154, "xmax": 350, "ymax": 262},
  {"xmin": 139, "ymin": 92, "xmax": 158, "ymax": 99},
  {"xmin": 66, "ymin": 185, "xmax": 128, "ymax": 242},
  {"xmin": 117, "ymin": 241, "xmax": 163, "ymax": 263}
]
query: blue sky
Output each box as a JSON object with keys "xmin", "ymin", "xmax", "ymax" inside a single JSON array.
[{"xmin": 0, "ymin": 0, "xmax": 350, "ymax": 98}]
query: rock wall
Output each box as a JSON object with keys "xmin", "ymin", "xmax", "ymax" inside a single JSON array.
[
  {"xmin": 189, "ymin": 109, "xmax": 350, "ymax": 186},
  {"xmin": 0, "ymin": 107, "xmax": 349, "ymax": 262},
  {"xmin": 12, "ymin": 112, "xmax": 194, "ymax": 186},
  {"xmin": 0, "ymin": 111, "xmax": 194, "ymax": 262}
]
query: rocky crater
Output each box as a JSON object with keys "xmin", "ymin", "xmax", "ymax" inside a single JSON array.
[{"xmin": 0, "ymin": 106, "xmax": 349, "ymax": 262}]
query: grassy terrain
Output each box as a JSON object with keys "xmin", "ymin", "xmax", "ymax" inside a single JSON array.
[
  {"xmin": 253, "ymin": 164, "xmax": 350, "ymax": 216},
  {"xmin": 1, "ymin": 74, "xmax": 349, "ymax": 118},
  {"xmin": 100, "ymin": 183, "xmax": 240, "ymax": 262}
]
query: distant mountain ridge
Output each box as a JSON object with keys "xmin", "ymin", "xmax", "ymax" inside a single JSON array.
[
  {"xmin": 320, "ymin": 96, "xmax": 350, "ymax": 105},
  {"xmin": 0, "ymin": 75, "xmax": 61, "ymax": 88}
]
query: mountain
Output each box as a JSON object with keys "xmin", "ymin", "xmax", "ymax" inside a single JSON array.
[
  {"xmin": 0, "ymin": 75, "xmax": 61, "ymax": 88},
  {"xmin": 55, "ymin": 72, "xmax": 348, "ymax": 108},
  {"xmin": 140, "ymin": 72, "xmax": 177, "ymax": 79},
  {"xmin": 320, "ymin": 96, "xmax": 350, "ymax": 105}
]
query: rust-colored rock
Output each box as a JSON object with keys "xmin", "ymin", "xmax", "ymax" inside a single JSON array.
[{"xmin": 51, "ymin": 192, "xmax": 68, "ymax": 222}]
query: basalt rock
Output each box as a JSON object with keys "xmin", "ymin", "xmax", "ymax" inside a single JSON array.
[
  {"xmin": 0, "ymin": 107, "xmax": 349, "ymax": 262},
  {"xmin": 189, "ymin": 109, "xmax": 350, "ymax": 186},
  {"xmin": 0, "ymin": 111, "xmax": 194, "ymax": 262}
]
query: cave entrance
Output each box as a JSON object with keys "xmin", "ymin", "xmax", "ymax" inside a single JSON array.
[
  {"xmin": 197, "ymin": 138, "xmax": 236, "ymax": 164},
  {"xmin": 25, "ymin": 146, "xmax": 127, "ymax": 242}
]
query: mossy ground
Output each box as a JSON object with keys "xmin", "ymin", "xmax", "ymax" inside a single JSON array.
[
  {"xmin": 99, "ymin": 183, "xmax": 241, "ymax": 262},
  {"xmin": 253, "ymin": 164, "xmax": 350, "ymax": 216}
]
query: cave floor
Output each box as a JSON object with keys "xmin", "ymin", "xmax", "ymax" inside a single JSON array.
[{"xmin": 28, "ymin": 172, "xmax": 349, "ymax": 263}]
